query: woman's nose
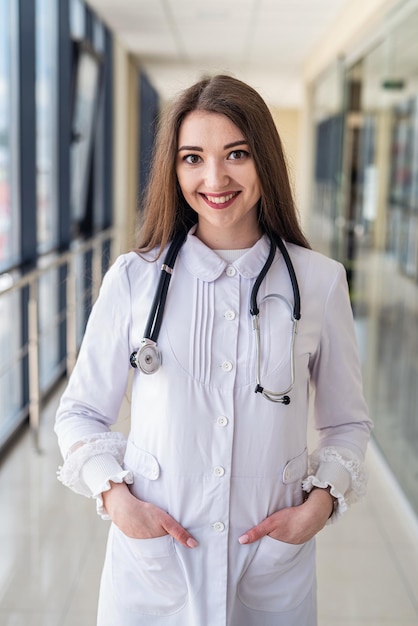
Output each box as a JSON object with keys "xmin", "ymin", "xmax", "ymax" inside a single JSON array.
[{"xmin": 204, "ymin": 160, "xmax": 230, "ymax": 189}]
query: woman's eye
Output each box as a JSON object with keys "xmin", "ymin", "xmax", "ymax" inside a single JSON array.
[
  {"xmin": 228, "ymin": 150, "xmax": 249, "ymax": 161},
  {"xmin": 183, "ymin": 154, "xmax": 202, "ymax": 165}
]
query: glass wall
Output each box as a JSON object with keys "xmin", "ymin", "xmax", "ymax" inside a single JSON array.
[
  {"xmin": 310, "ymin": 60, "xmax": 345, "ymax": 259},
  {"xmin": 69, "ymin": 5, "xmax": 109, "ymax": 339},
  {"xmin": 351, "ymin": 7, "xmax": 418, "ymax": 515},
  {"xmin": 36, "ymin": 0, "xmax": 58, "ymax": 255},
  {"xmin": 0, "ymin": 0, "xmax": 21, "ymax": 447},
  {"xmin": 36, "ymin": 0, "xmax": 61, "ymax": 392},
  {"xmin": 312, "ymin": 0, "xmax": 418, "ymax": 515},
  {"xmin": 70, "ymin": 0, "xmax": 85, "ymax": 39},
  {"xmin": 0, "ymin": 0, "xmax": 114, "ymax": 451},
  {"xmin": 0, "ymin": 277, "xmax": 21, "ymax": 446},
  {"xmin": 0, "ymin": 0, "xmax": 19, "ymax": 271}
]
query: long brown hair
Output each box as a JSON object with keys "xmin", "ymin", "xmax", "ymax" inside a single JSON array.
[{"xmin": 138, "ymin": 74, "xmax": 310, "ymax": 254}]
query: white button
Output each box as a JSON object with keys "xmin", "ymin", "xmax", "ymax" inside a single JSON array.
[
  {"xmin": 226, "ymin": 266, "xmax": 236, "ymax": 277},
  {"xmin": 224, "ymin": 310, "xmax": 236, "ymax": 320},
  {"xmin": 213, "ymin": 522, "xmax": 225, "ymax": 532},
  {"xmin": 214, "ymin": 465, "xmax": 225, "ymax": 477},
  {"xmin": 217, "ymin": 416, "xmax": 228, "ymax": 427},
  {"xmin": 221, "ymin": 361, "xmax": 233, "ymax": 372}
]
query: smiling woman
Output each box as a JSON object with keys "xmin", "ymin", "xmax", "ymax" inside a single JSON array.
[
  {"xmin": 137, "ymin": 74, "xmax": 311, "ymax": 256},
  {"xmin": 55, "ymin": 74, "xmax": 372, "ymax": 626}
]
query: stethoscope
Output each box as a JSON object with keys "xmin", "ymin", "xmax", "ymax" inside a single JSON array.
[{"xmin": 130, "ymin": 231, "xmax": 301, "ymax": 404}]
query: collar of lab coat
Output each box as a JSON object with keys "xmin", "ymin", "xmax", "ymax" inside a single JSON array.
[{"xmin": 180, "ymin": 227, "xmax": 273, "ymax": 282}]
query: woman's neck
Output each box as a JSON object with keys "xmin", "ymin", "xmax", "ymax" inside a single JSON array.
[{"xmin": 194, "ymin": 223, "xmax": 262, "ymax": 250}]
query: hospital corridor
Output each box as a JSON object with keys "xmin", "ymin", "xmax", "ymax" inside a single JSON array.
[{"xmin": 1, "ymin": 0, "xmax": 418, "ymax": 624}]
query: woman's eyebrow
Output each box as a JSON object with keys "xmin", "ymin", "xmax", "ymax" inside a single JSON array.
[
  {"xmin": 178, "ymin": 145, "xmax": 203, "ymax": 152},
  {"xmin": 178, "ymin": 140, "xmax": 248, "ymax": 152},
  {"xmin": 224, "ymin": 140, "xmax": 248, "ymax": 149}
]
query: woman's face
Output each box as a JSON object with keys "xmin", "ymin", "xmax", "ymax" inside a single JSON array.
[{"xmin": 176, "ymin": 111, "xmax": 262, "ymax": 249}]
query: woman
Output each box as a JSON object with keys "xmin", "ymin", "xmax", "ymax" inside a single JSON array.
[{"xmin": 55, "ymin": 74, "xmax": 372, "ymax": 625}]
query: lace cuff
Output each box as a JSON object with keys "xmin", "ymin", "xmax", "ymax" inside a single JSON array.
[
  {"xmin": 57, "ymin": 432, "xmax": 129, "ymax": 497},
  {"xmin": 302, "ymin": 446, "xmax": 368, "ymax": 523},
  {"xmin": 92, "ymin": 469, "xmax": 133, "ymax": 520}
]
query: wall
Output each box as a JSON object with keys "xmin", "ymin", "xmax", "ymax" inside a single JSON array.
[
  {"xmin": 271, "ymin": 108, "xmax": 306, "ymax": 224},
  {"xmin": 112, "ymin": 39, "xmax": 139, "ymax": 256}
]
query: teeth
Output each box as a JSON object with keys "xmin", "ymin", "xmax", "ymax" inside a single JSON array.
[{"xmin": 206, "ymin": 193, "xmax": 236, "ymax": 204}]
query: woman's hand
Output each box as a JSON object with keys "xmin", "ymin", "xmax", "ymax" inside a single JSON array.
[
  {"xmin": 238, "ymin": 487, "xmax": 334, "ymax": 545},
  {"xmin": 102, "ymin": 482, "xmax": 198, "ymax": 548}
]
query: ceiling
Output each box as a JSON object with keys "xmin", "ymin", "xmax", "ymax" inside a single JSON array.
[{"xmin": 86, "ymin": 0, "xmax": 351, "ymax": 107}]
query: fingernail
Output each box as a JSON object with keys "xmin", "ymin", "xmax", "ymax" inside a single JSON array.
[
  {"xmin": 187, "ymin": 538, "xmax": 198, "ymax": 548},
  {"xmin": 238, "ymin": 534, "xmax": 249, "ymax": 544}
]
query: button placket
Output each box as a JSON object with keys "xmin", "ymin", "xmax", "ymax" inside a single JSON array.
[{"xmin": 211, "ymin": 259, "xmax": 240, "ymax": 389}]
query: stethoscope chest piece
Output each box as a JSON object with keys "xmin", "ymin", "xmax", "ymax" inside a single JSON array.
[{"xmin": 130, "ymin": 339, "xmax": 161, "ymax": 374}]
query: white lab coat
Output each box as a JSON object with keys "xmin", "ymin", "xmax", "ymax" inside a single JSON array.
[{"xmin": 55, "ymin": 231, "xmax": 372, "ymax": 626}]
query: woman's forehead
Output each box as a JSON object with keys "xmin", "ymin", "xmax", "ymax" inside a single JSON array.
[{"xmin": 178, "ymin": 111, "xmax": 246, "ymax": 147}]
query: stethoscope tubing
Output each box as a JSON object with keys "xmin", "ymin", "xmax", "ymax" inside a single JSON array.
[
  {"xmin": 249, "ymin": 233, "xmax": 300, "ymax": 403},
  {"xmin": 272, "ymin": 234, "xmax": 301, "ymax": 321},
  {"xmin": 144, "ymin": 230, "xmax": 188, "ymax": 342}
]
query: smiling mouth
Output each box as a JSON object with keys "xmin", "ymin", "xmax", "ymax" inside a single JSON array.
[{"xmin": 201, "ymin": 192, "xmax": 240, "ymax": 207}]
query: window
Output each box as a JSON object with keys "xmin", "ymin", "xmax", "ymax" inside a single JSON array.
[
  {"xmin": 70, "ymin": 0, "xmax": 86, "ymax": 39},
  {"xmin": 70, "ymin": 41, "xmax": 102, "ymax": 234},
  {"xmin": 36, "ymin": 0, "xmax": 58, "ymax": 254},
  {"xmin": 0, "ymin": 280, "xmax": 21, "ymax": 448},
  {"xmin": 35, "ymin": 0, "xmax": 61, "ymax": 392},
  {"xmin": 0, "ymin": 0, "xmax": 22, "ymax": 448},
  {"xmin": 38, "ymin": 260, "xmax": 61, "ymax": 390},
  {"xmin": 0, "ymin": 0, "xmax": 19, "ymax": 271}
]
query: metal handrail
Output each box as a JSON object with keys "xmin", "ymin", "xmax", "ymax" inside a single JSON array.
[{"xmin": 0, "ymin": 227, "xmax": 116, "ymax": 452}]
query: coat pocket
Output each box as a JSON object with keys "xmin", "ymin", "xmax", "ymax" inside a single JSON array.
[
  {"xmin": 238, "ymin": 535, "xmax": 315, "ymax": 612},
  {"xmin": 123, "ymin": 439, "xmax": 160, "ymax": 480},
  {"xmin": 111, "ymin": 525, "xmax": 188, "ymax": 616}
]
